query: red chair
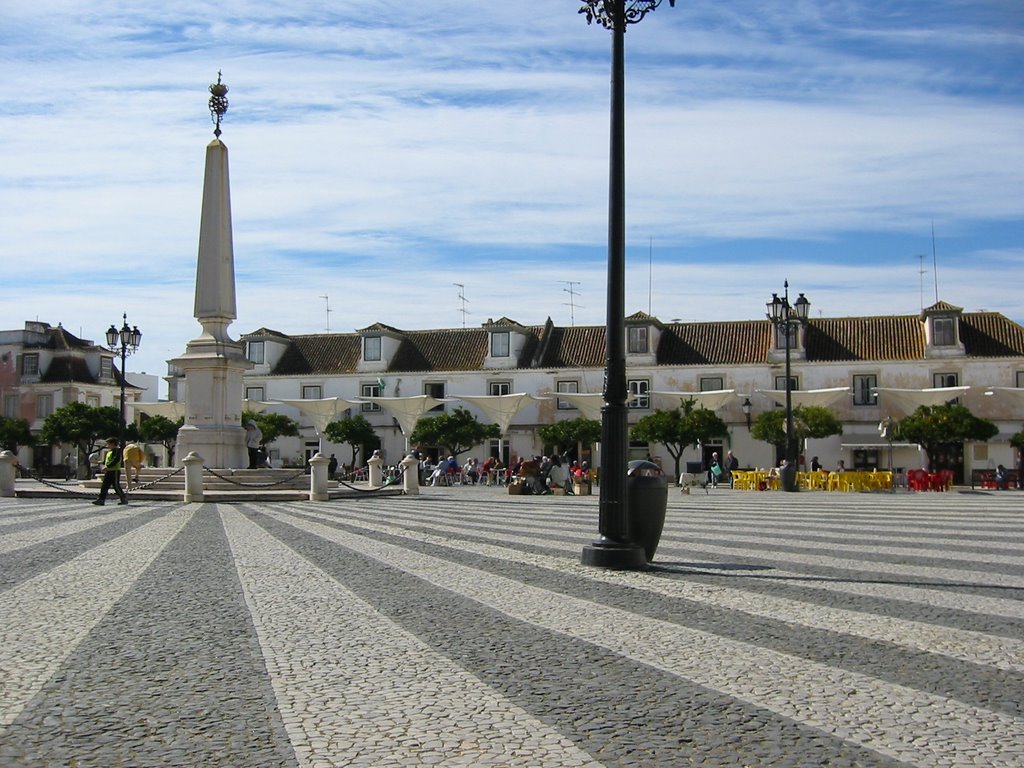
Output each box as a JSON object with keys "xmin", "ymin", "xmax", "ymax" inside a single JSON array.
[
  {"xmin": 907, "ymin": 469, "xmax": 930, "ymax": 492},
  {"xmin": 931, "ymin": 469, "xmax": 954, "ymax": 492}
]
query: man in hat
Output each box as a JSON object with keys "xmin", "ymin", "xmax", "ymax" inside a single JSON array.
[{"xmin": 93, "ymin": 437, "xmax": 128, "ymax": 506}]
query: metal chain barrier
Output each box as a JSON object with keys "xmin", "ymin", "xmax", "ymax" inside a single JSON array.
[
  {"xmin": 201, "ymin": 466, "xmax": 306, "ymax": 488},
  {"xmin": 334, "ymin": 463, "xmax": 408, "ymax": 493},
  {"xmin": 128, "ymin": 465, "xmax": 185, "ymax": 491},
  {"xmin": 29, "ymin": 473, "xmax": 94, "ymax": 497}
]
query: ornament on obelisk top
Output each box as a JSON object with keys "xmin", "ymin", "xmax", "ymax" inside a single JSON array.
[{"xmin": 209, "ymin": 71, "xmax": 229, "ymax": 138}]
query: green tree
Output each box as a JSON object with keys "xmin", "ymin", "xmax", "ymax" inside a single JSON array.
[
  {"xmin": 537, "ymin": 417, "xmax": 601, "ymax": 457},
  {"xmin": 898, "ymin": 403, "xmax": 998, "ymax": 471},
  {"xmin": 0, "ymin": 416, "xmax": 34, "ymax": 453},
  {"xmin": 138, "ymin": 414, "xmax": 183, "ymax": 466},
  {"xmin": 630, "ymin": 403, "xmax": 729, "ymax": 479},
  {"xmin": 409, "ymin": 407, "xmax": 500, "ymax": 459},
  {"xmin": 40, "ymin": 402, "xmax": 122, "ymax": 472},
  {"xmin": 323, "ymin": 415, "xmax": 380, "ymax": 468},
  {"xmin": 243, "ymin": 410, "xmax": 301, "ymax": 446},
  {"xmin": 751, "ymin": 405, "xmax": 843, "ymax": 452}
]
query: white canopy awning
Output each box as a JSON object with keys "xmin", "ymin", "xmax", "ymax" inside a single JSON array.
[
  {"xmin": 355, "ymin": 395, "xmax": 450, "ymax": 436},
  {"xmin": 451, "ymin": 393, "xmax": 546, "ymax": 434},
  {"xmin": 756, "ymin": 387, "xmax": 851, "ymax": 409},
  {"xmin": 552, "ymin": 392, "xmax": 605, "ymax": 421},
  {"xmin": 983, "ymin": 387, "xmax": 1024, "ymax": 414},
  {"xmin": 272, "ymin": 397, "xmax": 362, "ymax": 434},
  {"xmin": 873, "ymin": 386, "xmax": 970, "ymax": 416},
  {"xmin": 243, "ymin": 399, "xmax": 277, "ymax": 414},
  {"xmin": 650, "ymin": 389, "xmax": 737, "ymax": 411},
  {"xmin": 129, "ymin": 401, "xmax": 186, "ymax": 420}
]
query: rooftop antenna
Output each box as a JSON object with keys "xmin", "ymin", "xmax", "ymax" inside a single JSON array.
[
  {"xmin": 648, "ymin": 236, "xmax": 653, "ymax": 315},
  {"xmin": 320, "ymin": 295, "xmax": 331, "ymax": 332},
  {"xmin": 931, "ymin": 220, "xmax": 940, "ymax": 304},
  {"xmin": 916, "ymin": 254, "xmax": 927, "ymax": 311},
  {"xmin": 453, "ymin": 283, "xmax": 469, "ymax": 328},
  {"xmin": 560, "ymin": 280, "xmax": 582, "ymax": 326}
]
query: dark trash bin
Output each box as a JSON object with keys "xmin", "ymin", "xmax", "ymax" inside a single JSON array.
[{"xmin": 627, "ymin": 460, "xmax": 669, "ymax": 563}]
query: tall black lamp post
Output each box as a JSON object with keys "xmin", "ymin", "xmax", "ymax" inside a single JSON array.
[
  {"xmin": 580, "ymin": 0, "xmax": 675, "ymax": 569},
  {"xmin": 766, "ymin": 282, "xmax": 809, "ymax": 492},
  {"xmin": 106, "ymin": 314, "xmax": 142, "ymax": 446}
]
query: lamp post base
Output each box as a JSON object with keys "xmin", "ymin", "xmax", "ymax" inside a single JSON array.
[
  {"xmin": 781, "ymin": 462, "xmax": 799, "ymax": 492},
  {"xmin": 581, "ymin": 538, "xmax": 647, "ymax": 570}
]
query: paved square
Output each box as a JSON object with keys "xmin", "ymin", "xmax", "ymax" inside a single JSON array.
[{"xmin": 1, "ymin": 487, "xmax": 1021, "ymax": 767}]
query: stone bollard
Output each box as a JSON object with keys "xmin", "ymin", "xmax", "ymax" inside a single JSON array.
[
  {"xmin": 183, "ymin": 452, "xmax": 205, "ymax": 503},
  {"xmin": 367, "ymin": 452, "xmax": 384, "ymax": 489},
  {"xmin": 400, "ymin": 454, "xmax": 420, "ymax": 496},
  {"xmin": 0, "ymin": 450, "xmax": 17, "ymax": 498},
  {"xmin": 309, "ymin": 452, "xmax": 330, "ymax": 501}
]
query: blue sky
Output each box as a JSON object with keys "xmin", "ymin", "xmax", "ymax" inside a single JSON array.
[{"xmin": 1, "ymin": 1, "xmax": 1022, "ymax": 392}]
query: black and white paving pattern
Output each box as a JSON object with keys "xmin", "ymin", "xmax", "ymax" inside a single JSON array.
[{"xmin": 1, "ymin": 487, "xmax": 1021, "ymax": 767}]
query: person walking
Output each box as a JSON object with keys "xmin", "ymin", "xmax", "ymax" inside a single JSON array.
[
  {"xmin": 93, "ymin": 437, "xmax": 128, "ymax": 506},
  {"xmin": 245, "ymin": 420, "xmax": 263, "ymax": 469}
]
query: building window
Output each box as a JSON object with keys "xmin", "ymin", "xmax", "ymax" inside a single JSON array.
[
  {"xmin": 86, "ymin": 395, "xmax": 100, "ymax": 408},
  {"xmin": 246, "ymin": 386, "xmax": 265, "ymax": 402},
  {"xmin": 1016, "ymin": 371, "xmax": 1024, "ymax": 388},
  {"xmin": 627, "ymin": 326, "xmax": 648, "ymax": 354},
  {"xmin": 628, "ymin": 379, "xmax": 650, "ymax": 409},
  {"xmin": 22, "ymin": 354, "xmax": 39, "ymax": 376},
  {"xmin": 933, "ymin": 372, "xmax": 958, "ymax": 389},
  {"xmin": 489, "ymin": 381, "xmax": 511, "ymax": 396},
  {"xmin": 490, "ymin": 332, "xmax": 510, "ymax": 358},
  {"xmin": 700, "ymin": 376, "xmax": 723, "ymax": 392},
  {"xmin": 424, "ymin": 382, "xmax": 445, "ymax": 412},
  {"xmin": 364, "ymin": 336, "xmax": 381, "ymax": 362},
  {"xmin": 556, "ymin": 380, "xmax": 579, "ymax": 410},
  {"xmin": 361, "ymin": 382, "xmax": 381, "ymax": 411},
  {"xmin": 4, "ymin": 395, "xmax": 17, "ymax": 418},
  {"xmin": 775, "ymin": 375, "xmax": 799, "ymax": 392},
  {"xmin": 302, "ymin": 385, "xmax": 322, "ymax": 400},
  {"xmin": 933, "ymin": 318, "xmax": 955, "ymax": 346},
  {"xmin": 36, "ymin": 393, "xmax": 53, "ymax": 419},
  {"xmin": 100, "ymin": 358, "xmax": 113, "ymax": 379},
  {"xmin": 247, "ymin": 341, "xmax": 265, "ymax": 364},
  {"xmin": 853, "ymin": 374, "xmax": 877, "ymax": 406}
]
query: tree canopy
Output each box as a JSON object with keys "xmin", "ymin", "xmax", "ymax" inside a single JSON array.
[
  {"xmin": 0, "ymin": 416, "xmax": 34, "ymax": 453},
  {"xmin": 751, "ymin": 405, "xmax": 843, "ymax": 449},
  {"xmin": 39, "ymin": 402, "xmax": 123, "ymax": 461},
  {"xmin": 323, "ymin": 415, "xmax": 380, "ymax": 468},
  {"xmin": 138, "ymin": 414, "xmax": 183, "ymax": 465},
  {"xmin": 243, "ymin": 410, "xmax": 301, "ymax": 446},
  {"xmin": 537, "ymin": 417, "xmax": 601, "ymax": 456},
  {"xmin": 897, "ymin": 403, "xmax": 998, "ymax": 469},
  {"xmin": 630, "ymin": 403, "xmax": 729, "ymax": 479},
  {"xmin": 409, "ymin": 407, "xmax": 500, "ymax": 459}
]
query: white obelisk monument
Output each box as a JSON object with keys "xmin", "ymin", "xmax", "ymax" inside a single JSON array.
[{"xmin": 172, "ymin": 73, "xmax": 251, "ymax": 468}]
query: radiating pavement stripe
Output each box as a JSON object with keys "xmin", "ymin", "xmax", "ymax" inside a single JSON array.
[
  {"xmin": 316, "ymin": 503, "xmax": 1024, "ymax": 622},
  {"xmin": 0, "ymin": 507, "xmax": 194, "ymax": 728},
  {"xmin": 219, "ymin": 507, "xmax": 602, "ymax": 768},
  {"xmin": 287, "ymin": 505, "xmax": 1024, "ymax": 673},
  {"xmin": 0, "ymin": 507, "xmax": 144, "ymax": 555},
  {"xmin": 268, "ymin": 506, "xmax": 1024, "ymax": 768}
]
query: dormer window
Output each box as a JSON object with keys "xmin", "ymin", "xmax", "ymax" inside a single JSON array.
[
  {"xmin": 627, "ymin": 326, "xmax": 649, "ymax": 354},
  {"xmin": 490, "ymin": 331, "xmax": 510, "ymax": 358},
  {"xmin": 364, "ymin": 336, "xmax": 381, "ymax": 362},
  {"xmin": 933, "ymin": 318, "xmax": 955, "ymax": 346},
  {"xmin": 22, "ymin": 353, "xmax": 39, "ymax": 376},
  {"xmin": 100, "ymin": 358, "xmax": 113, "ymax": 379},
  {"xmin": 247, "ymin": 341, "xmax": 265, "ymax": 364}
]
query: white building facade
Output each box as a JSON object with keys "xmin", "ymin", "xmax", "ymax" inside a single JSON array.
[{"xmin": 164, "ymin": 301, "xmax": 1024, "ymax": 482}]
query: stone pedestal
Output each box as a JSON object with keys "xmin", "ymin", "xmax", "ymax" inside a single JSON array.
[{"xmin": 309, "ymin": 452, "xmax": 329, "ymax": 501}]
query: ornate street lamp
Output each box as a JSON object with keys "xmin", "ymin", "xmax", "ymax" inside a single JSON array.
[
  {"xmin": 106, "ymin": 314, "xmax": 142, "ymax": 447},
  {"xmin": 742, "ymin": 397, "xmax": 752, "ymax": 429},
  {"xmin": 765, "ymin": 281, "xmax": 809, "ymax": 492},
  {"xmin": 580, "ymin": 0, "xmax": 676, "ymax": 569}
]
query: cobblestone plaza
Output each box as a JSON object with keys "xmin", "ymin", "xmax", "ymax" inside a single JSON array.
[{"xmin": 1, "ymin": 487, "xmax": 1021, "ymax": 767}]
